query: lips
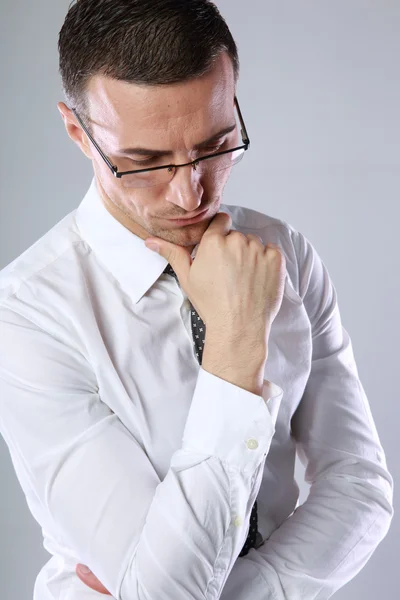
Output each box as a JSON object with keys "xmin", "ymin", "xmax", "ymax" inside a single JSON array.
[{"xmin": 169, "ymin": 208, "xmax": 208, "ymax": 221}]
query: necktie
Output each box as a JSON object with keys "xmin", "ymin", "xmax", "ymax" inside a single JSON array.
[{"xmin": 163, "ymin": 262, "xmax": 261, "ymax": 557}]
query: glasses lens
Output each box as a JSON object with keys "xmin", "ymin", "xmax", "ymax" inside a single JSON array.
[
  {"xmin": 121, "ymin": 147, "xmax": 245, "ymax": 189},
  {"xmin": 121, "ymin": 166, "xmax": 174, "ymax": 189},
  {"xmin": 196, "ymin": 147, "xmax": 245, "ymax": 174}
]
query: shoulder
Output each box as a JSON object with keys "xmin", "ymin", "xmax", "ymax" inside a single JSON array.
[{"xmin": 0, "ymin": 209, "xmax": 84, "ymax": 307}]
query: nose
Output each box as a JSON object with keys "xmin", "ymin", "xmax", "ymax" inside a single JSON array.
[{"xmin": 165, "ymin": 161, "xmax": 204, "ymax": 213}]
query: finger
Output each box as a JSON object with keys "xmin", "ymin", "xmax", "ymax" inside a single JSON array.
[
  {"xmin": 246, "ymin": 233, "xmax": 264, "ymax": 245},
  {"xmin": 76, "ymin": 564, "xmax": 112, "ymax": 595}
]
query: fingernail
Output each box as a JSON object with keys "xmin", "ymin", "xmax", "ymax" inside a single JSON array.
[{"xmin": 78, "ymin": 565, "xmax": 91, "ymax": 574}]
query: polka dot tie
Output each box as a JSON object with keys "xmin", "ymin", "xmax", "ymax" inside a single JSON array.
[{"xmin": 163, "ymin": 262, "xmax": 260, "ymax": 556}]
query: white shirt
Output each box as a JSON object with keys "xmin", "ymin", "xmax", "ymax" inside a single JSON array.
[{"xmin": 0, "ymin": 177, "xmax": 393, "ymax": 600}]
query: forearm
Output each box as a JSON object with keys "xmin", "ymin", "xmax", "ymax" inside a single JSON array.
[{"xmin": 219, "ymin": 464, "xmax": 393, "ymax": 600}]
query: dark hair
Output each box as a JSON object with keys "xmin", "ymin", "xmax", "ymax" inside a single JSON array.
[{"xmin": 58, "ymin": 0, "xmax": 239, "ymax": 133}]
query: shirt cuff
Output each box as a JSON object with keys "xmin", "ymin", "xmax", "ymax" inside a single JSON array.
[{"xmin": 181, "ymin": 366, "xmax": 284, "ymax": 474}]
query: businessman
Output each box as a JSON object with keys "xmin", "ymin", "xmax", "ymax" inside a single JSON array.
[{"xmin": 0, "ymin": 1, "xmax": 393, "ymax": 598}]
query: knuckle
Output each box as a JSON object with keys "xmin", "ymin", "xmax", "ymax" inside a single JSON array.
[
  {"xmin": 230, "ymin": 231, "xmax": 248, "ymax": 243},
  {"xmin": 267, "ymin": 244, "xmax": 281, "ymax": 256},
  {"xmin": 246, "ymin": 234, "xmax": 264, "ymax": 245}
]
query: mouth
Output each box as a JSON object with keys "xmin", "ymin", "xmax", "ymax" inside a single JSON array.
[{"xmin": 166, "ymin": 207, "xmax": 209, "ymax": 226}]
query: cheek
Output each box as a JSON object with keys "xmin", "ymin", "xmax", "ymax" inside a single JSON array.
[
  {"xmin": 124, "ymin": 191, "xmax": 148, "ymax": 217},
  {"xmin": 206, "ymin": 167, "xmax": 232, "ymax": 192},
  {"xmin": 125, "ymin": 188, "xmax": 169, "ymax": 223}
]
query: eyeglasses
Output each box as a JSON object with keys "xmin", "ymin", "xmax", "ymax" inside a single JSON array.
[{"xmin": 71, "ymin": 96, "xmax": 250, "ymax": 189}]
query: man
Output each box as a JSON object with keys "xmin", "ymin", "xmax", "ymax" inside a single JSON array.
[{"xmin": 0, "ymin": 1, "xmax": 393, "ymax": 599}]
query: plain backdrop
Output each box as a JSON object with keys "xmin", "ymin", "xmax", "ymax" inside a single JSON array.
[{"xmin": 0, "ymin": 1, "xmax": 398, "ymax": 598}]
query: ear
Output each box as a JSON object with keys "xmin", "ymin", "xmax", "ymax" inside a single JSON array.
[{"xmin": 57, "ymin": 102, "xmax": 93, "ymax": 160}]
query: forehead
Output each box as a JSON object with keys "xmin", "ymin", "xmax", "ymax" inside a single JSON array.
[{"xmin": 85, "ymin": 53, "xmax": 236, "ymax": 147}]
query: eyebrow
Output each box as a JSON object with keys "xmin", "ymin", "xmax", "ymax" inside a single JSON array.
[{"xmin": 116, "ymin": 124, "xmax": 237, "ymax": 157}]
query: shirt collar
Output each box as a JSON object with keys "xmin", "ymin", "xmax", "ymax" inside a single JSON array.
[{"xmin": 74, "ymin": 177, "xmax": 235, "ymax": 304}]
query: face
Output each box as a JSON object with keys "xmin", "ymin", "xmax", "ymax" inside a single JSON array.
[{"xmin": 58, "ymin": 52, "xmax": 238, "ymax": 254}]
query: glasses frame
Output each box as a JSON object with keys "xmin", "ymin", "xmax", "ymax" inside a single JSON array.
[{"xmin": 71, "ymin": 96, "xmax": 250, "ymax": 183}]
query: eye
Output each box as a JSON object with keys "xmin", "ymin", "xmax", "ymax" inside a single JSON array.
[
  {"xmin": 203, "ymin": 142, "xmax": 224, "ymax": 153},
  {"xmin": 130, "ymin": 158, "xmax": 155, "ymax": 166},
  {"xmin": 129, "ymin": 139, "xmax": 227, "ymax": 167}
]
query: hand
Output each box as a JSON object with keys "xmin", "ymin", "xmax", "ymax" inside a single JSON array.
[
  {"xmin": 145, "ymin": 212, "xmax": 286, "ymax": 348},
  {"xmin": 76, "ymin": 564, "xmax": 112, "ymax": 595}
]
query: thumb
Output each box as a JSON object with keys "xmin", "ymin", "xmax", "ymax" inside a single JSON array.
[{"xmin": 145, "ymin": 237, "xmax": 193, "ymax": 286}]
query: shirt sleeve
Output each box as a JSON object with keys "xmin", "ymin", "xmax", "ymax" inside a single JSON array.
[
  {"xmin": 0, "ymin": 304, "xmax": 283, "ymax": 600},
  {"xmin": 217, "ymin": 229, "xmax": 394, "ymax": 600}
]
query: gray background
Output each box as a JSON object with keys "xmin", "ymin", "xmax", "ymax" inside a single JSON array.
[{"xmin": 0, "ymin": 1, "xmax": 398, "ymax": 598}]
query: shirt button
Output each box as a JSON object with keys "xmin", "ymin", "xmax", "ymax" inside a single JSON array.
[
  {"xmin": 247, "ymin": 439, "xmax": 259, "ymax": 450},
  {"xmin": 233, "ymin": 516, "xmax": 242, "ymax": 527}
]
